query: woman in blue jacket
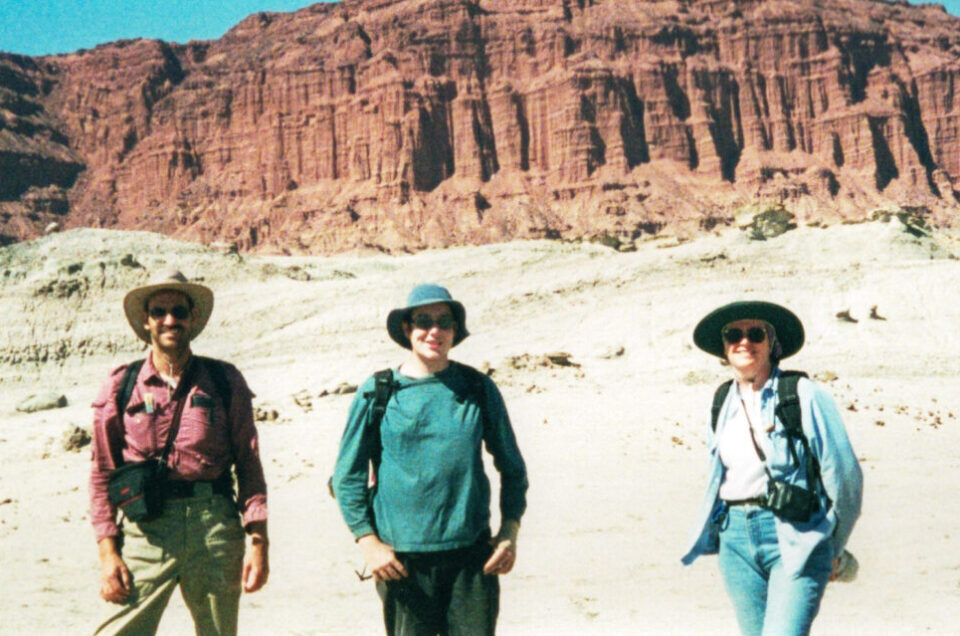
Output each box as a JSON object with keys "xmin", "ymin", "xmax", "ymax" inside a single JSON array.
[{"xmin": 682, "ymin": 301, "xmax": 862, "ymax": 636}]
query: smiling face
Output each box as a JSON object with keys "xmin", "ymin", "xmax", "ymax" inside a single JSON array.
[
  {"xmin": 723, "ymin": 319, "xmax": 773, "ymax": 385},
  {"xmin": 402, "ymin": 302, "xmax": 456, "ymax": 372},
  {"xmin": 142, "ymin": 290, "xmax": 195, "ymax": 356}
]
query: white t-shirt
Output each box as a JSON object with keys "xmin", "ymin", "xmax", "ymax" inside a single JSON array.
[{"xmin": 718, "ymin": 384, "xmax": 769, "ymax": 501}]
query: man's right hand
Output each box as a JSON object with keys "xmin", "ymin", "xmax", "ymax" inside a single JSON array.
[
  {"xmin": 357, "ymin": 534, "xmax": 408, "ymax": 582},
  {"xmin": 98, "ymin": 537, "xmax": 132, "ymax": 603}
]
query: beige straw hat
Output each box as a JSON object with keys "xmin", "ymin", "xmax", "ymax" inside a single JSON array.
[{"xmin": 122, "ymin": 269, "xmax": 214, "ymax": 343}]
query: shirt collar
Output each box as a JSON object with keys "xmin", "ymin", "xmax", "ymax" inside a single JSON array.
[
  {"xmin": 733, "ymin": 366, "xmax": 780, "ymax": 400},
  {"xmin": 144, "ymin": 351, "xmax": 193, "ymax": 387}
]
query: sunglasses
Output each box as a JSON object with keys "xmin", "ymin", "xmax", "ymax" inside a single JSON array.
[
  {"xmin": 722, "ymin": 326, "xmax": 766, "ymax": 345},
  {"xmin": 410, "ymin": 314, "xmax": 456, "ymax": 331},
  {"xmin": 148, "ymin": 305, "xmax": 190, "ymax": 320}
]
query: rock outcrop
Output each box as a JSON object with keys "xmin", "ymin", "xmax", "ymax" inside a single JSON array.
[{"xmin": 2, "ymin": 0, "xmax": 960, "ymax": 252}]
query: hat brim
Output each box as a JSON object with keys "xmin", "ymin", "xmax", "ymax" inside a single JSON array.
[
  {"xmin": 386, "ymin": 300, "xmax": 469, "ymax": 349},
  {"xmin": 123, "ymin": 281, "xmax": 214, "ymax": 344},
  {"xmin": 693, "ymin": 301, "xmax": 804, "ymax": 359}
]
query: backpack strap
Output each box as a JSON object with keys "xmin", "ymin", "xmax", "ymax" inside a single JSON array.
[
  {"xmin": 115, "ymin": 359, "xmax": 145, "ymax": 419},
  {"xmin": 775, "ymin": 371, "xmax": 823, "ymax": 495},
  {"xmin": 361, "ymin": 364, "xmax": 490, "ymax": 466},
  {"xmin": 774, "ymin": 371, "xmax": 807, "ymax": 437},
  {"xmin": 197, "ymin": 356, "xmax": 233, "ymax": 414},
  {"xmin": 116, "ymin": 357, "xmax": 233, "ymax": 415},
  {"xmin": 711, "ymin": 371, "xmax": 823, "ymax": 495},
  {"xmin": 711, "ymin": 379, "xmax": 734, "ymax": 432},
  {"xmin": 454, "ymin": 362, "xmax": 492, "ymax": 441},
  {"xmin": 110, "ymin": 359, "xmax": 145, "ymax": 468},
  {"xmin": 366, "ymin": 368, "xmax": 397, "ymax": 470}
]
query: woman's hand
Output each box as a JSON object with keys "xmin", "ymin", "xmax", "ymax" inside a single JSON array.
[
  {"xmin": 484, "ymin": 519, "xmax": 520, "ymax": 575},
  {"xmin": 483, "ymin": 540, "xmax": 517, "ymax": 575},
  {"xmin": 358, "ymin": 534, "xmax": 408, "ymax": 582}
]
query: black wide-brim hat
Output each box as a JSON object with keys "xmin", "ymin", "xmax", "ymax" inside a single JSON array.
[
  {"xmin": 386, "ymin": 283, "xmax": 469, "ymax": 349},
  {"xmin": 693, "ymin": 300, "xmax": 804, "ymax": 359}
]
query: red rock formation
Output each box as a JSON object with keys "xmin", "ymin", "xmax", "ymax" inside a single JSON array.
[{"xmin": 2, "ymin": 0, "xmax": 960, "ymax": 252}]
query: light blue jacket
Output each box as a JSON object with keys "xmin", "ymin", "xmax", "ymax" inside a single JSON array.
[{"xmin": 681, "ymin": 368, "xmax": 863, "ymax": 574}]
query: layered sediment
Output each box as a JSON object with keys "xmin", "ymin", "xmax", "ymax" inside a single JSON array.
[{"xmin": 2, "ymin": 0, "xmax": 960, "ymax": 252}]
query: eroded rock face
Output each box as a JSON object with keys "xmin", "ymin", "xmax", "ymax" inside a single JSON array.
[{"xmin": 2, "ymin": 0, "xmax": 960, "ymax": 252}]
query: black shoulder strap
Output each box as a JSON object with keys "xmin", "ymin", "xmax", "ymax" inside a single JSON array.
[
  {"xmin": 367, "ymin": 369, "xmax": 396, "ymax": 469},
  {"xmin": 774, "ymin": 371, "xmax": 807, "ymax": 436},
  {"xmin": 197, "ymin": 356, "xmax": 233, "ymax": 414},
  {"xmin": 711, "ymin": 379, "xmax": 734, "ymax": 432},
  {"xmin": 116, "ymin": 359, "xmax": 145, "ymax": 417},
  {"xmin": 117, "ymin": 357, "xmax": 233, "ymax": 415},
  {"xmin": 775, "ymin": 370, "xmax": 822, "ymax": 491},
  {"xmin": 361, "ymin": 364, "xmax": 490, "ymax": 466},
  {"xmin": 711, "ymin": 371, "xmax": 824, "ymax": 496},
  {"xmin": 454, "ymin": 362, "xmax": 492, "ymax": 440}
]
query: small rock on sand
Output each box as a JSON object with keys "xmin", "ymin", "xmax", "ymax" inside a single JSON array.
[{"xmin": 16, "ymin": 393, "xmax": 67, "ymax": 413}]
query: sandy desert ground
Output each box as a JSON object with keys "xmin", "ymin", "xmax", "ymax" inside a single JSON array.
[{"xmin": 1, "ymin": 220, "xmax": 959, "ymax": 634}]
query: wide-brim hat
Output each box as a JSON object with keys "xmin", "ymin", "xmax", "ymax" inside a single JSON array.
[
  {"xmin": 386, "ymin": 284, "xmax": 469, "ymax": 349},
  {"xmin": 123, "ymin": 269, "xmax": 214, "ymax": 344},
  {"xmin": 693, "ymin": 300, "xmax": 804, "ymax": 359}
]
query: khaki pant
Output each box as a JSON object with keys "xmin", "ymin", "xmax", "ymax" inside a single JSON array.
[{"xmin": 94, "ymin": 490, "xmax": 245, "ymax": 636}]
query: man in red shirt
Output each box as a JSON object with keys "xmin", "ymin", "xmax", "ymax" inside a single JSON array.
[{"xmin": 89, "ymin": 270, "xmax": 268, "ymax": 635}]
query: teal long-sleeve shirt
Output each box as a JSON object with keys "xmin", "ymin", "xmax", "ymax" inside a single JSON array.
[{"xmin": 332, "ymin": 362, "xmax": 528, "ymax": 552}]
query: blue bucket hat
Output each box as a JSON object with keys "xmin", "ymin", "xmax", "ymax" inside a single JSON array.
[{"xmin": 386, "ymin": 284, "xmax": 469, "ymax": 349}]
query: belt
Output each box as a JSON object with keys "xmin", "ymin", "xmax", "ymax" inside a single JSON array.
[
  {"xmin": 724, "ymin": 496, "xmax": 767, "ymax": 507},
  {"xmin": 164, "ymin": 475, "xmax": 233, "ymax": 500}
]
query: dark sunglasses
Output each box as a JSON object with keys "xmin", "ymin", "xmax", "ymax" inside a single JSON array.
[
  {"xmin": 722, "ymin": 326, "xmax": 766, "ymax": 345},
  {"xmin": 410, "ymin": 314, "xmax": 455, "ymax": 331},
  {"xmin": 148, "ymin": 305, "xmax": 190, "ymax": 320}
]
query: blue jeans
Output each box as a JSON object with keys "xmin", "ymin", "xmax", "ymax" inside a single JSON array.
[{"xmin": 718, "ymin": 505, "xmax": 833, "ymax": 636}]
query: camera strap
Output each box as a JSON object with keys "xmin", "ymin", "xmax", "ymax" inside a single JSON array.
[
  {"xmin": 740, "ymin": 395, "xmax": 823, "ymax": 506},
  {"xmin": 739, "ymin": 397, "xmax": 775, "ymax": 483}
]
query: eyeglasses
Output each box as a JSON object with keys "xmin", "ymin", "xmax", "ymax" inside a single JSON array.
[
  {"xmin": 354, "ymin": 566, "xmax": 372, "ymax": 582},
  {"xmin": 148, "ymin": 305, "xmax": 190, "ymax": 320},
  {"xmin": 722, "ymin": 326, "xmax": 766, "ymax": 344},
  {"xmin": 410, "ymin": 314, "xmax": 455, "ymax": 331}
]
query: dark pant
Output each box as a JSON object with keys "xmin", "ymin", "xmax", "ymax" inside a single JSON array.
[{"xmin": 376, "ymin": 541, "xmax": 500, "ymax": 636}]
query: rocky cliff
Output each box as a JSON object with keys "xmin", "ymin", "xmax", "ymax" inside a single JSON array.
[{"xmin": 2, "ymin": 0, "xmax": 960, "ymax": 252}]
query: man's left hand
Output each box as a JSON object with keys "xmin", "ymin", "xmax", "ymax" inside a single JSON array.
[{"xmin": 243, "ymin": 523, "xmax": 269, "ymax": 593}]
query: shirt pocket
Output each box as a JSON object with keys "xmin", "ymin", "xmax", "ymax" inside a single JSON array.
[
  {"xmin": 764, "ymin": 428, "xmax": 801, "ymax": 479},
  {"xmin": 122, "ymin": 401, "xmax": 156, "ymax": 456},
  {"xmin": 179, "ymin": 391, "xmax": 228, "ymax": 459}
]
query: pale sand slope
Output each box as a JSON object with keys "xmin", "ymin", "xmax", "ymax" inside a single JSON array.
[{"xmin": 1, "ymin": 222, "xmax": 958, "ymax": 634}]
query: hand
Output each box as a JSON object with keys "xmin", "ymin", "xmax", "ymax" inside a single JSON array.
[
  {"xmin": 98, "ymin": 538, "xmax": 131, "ymax": 604},
  {"xmin": 484, "ymin": 519, "xmax": 520, "ymax": 575},
  {"xmin": 483, "ymin": 540, "xmax": 516, "ymax": 575},
  {"xmin": 243, "ymin": 523, "xmax": 270, "ymax": 593},
  {"xmin": 830, "ymin": 549, "xmax": 858, "ymax": 583},
  {"xmin": 358, "ymin": 534, "xmax": 408, "ymax": 582},
  {"xmin": 243, "ymin": 541, "xmax": 269, "ymax": 592}
]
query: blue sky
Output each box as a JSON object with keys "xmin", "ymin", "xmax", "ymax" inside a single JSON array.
[
  {"xmin": 0, "ymin": 1, "xmax": 327, "ymax": 56},
  {"xmin": 0, "ymin": 0, "xmax": 957, "ymax": 57}
]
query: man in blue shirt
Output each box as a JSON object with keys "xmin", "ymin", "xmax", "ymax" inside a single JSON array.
[{"xmin": 333, "ymin": 284, "xmax": 528, "ymax": 635}]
